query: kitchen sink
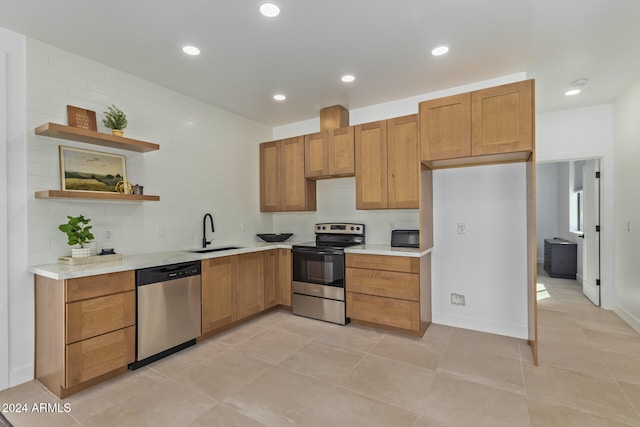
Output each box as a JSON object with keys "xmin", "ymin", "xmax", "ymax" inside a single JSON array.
[{"xmin": 188, "ymin": 246, "xmax": 242, "ymax": 253}]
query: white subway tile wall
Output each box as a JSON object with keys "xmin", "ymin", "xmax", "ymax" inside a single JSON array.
[
  {"xmin": 26, "ymin": 39, "xmax": 273, "ymax": 265},
  {"xmin": 273, "ymin": 178, "xmax": 420, "ymax": 244}
]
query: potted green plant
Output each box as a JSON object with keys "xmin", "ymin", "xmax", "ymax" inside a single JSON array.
[
  {"xmin": 59, "ymin": 215, "xmax": 95, "ymax": 257},
  {"xmin": 102, "ymin": 104, "xmax": 128, "ymax": 137}
]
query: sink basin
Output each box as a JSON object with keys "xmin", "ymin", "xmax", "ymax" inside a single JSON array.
[{"xmin": 188, "ymin": 246, "xmax": 242, "ymax": 253}]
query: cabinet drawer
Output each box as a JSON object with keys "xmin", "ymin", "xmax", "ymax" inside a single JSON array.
[
  {"xmin": 346, "ymin": 268, "xmax": 418, "ymax": 301},
  {"xmin": 346, "ymin": 254, "xmax": 419, "ymax": 273},
  {"xmin": 346, "ymin": 292, "xmax": 420, "ymax": 331},
  {"xmin": 66, "ymin": 271, "xmax": 134, "ymax": 302},
  {"xmin": 66, "ymin": 291, "xmax": 135, "ymax": 344},
  {"xmin": 65, "ymin": 326, "xmax": 135, "ymax": 387}
]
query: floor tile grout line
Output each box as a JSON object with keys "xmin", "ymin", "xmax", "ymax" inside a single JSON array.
[
  {"xmin": 330, "ymin": 373, "xmax": 423, "ymax": 423},
  {"xmin": 615, "ymin": 378, "xmax": 640, "ymax": 422}
]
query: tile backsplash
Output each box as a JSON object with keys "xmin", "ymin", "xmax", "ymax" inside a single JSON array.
[
  {"xmin": 272, "ymin": 177, "xmax": 419, "ymax": 244},
  {"xmin": 26, "ymin": 39, "xmax": 272, "ymax": 265}
]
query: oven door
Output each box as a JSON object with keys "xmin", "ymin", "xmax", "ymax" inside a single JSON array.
[{"xmin": 292, "ymin": 247, "xmax": 345, "ymax": 288}]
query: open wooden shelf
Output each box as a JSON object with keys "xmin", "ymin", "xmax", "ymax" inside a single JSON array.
[
  {"xmin": 35, "ymin": 190, "xmax": 160, "ymax": 202},
  {"xmin": 35, "ymin": 123, "xmax": 160, "ymax": 153}
]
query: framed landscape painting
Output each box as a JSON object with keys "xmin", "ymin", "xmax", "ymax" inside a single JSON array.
[{"xmin": 59, "ymin": 146, "xmax": 127, "ymax": 193}]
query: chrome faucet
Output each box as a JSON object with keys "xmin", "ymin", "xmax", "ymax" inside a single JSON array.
[{"xmin": 202, "ymin": 213, "xmax": 215, "ymax": 248}]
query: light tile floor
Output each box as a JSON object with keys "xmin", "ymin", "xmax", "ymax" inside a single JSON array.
[{"xmin": 2, "ymin": 269, "xmax": 640, "ymax": 426}]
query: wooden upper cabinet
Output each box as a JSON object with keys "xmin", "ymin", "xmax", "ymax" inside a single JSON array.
[
  {"xmin": 419, "ymin": 79, "xmax": 534, "ymax": 167},
  {"xmin": 260, "ymin": 137, "xmax": 316, "ymax": 212},
  {"xmin": 471, "ymin": 80, "xmax": 534, "ymax": 156},
  {"xmin": 281, "ymin": 136, "xmax": 316, "ymax": 211},
  {"xmin": 388, "ymin": 115, "xmax": 419, "ymax": 209},
  {"xmin": 419, "ymin": 93, "xmax": 471, "ymax": 161},
  {"xmin": 328, "ymin": 126, "xmax": 355, "ymax": 176},
  {"xmin": 304, "ymin": 126, "xmax": 355, "ymax": 179},
  {"xmin": 355, "ymin": 116, "xmax": 419, "ymax": 210},
  {"xmin": 304, "ymin": 131, "xmax": 329, "ymax": 178},
  {"xmin": 259, "ymin": 141, "xmax": 280, "ymax": 212},
  {"xmin": 355, "ymin": 120, "xmax": 388, "ymax": 209}
]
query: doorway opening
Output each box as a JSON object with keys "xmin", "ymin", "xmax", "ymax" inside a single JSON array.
[{"xmin": 536, "ymin": 158, "xmax": 602, "ymax": 306}]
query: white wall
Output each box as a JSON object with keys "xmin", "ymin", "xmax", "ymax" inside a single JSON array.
[
  {"xmin": 272, "ymin": 178, "xmax": 419, "ymax": 244},
  {"xmin": 1, "ymin": 49, "xmax": 8, "ymax": 392},
  {"xmin": 536, "ymin": 162, "xmax": 562, "ymax": 262},
  {"xmin": 273, "ymin": 72, "xmax": 531, "ymax": 338},
  {"xmin": 0, "ymin": 37, "xmax": 273, "ymax": 390},
  {"xmin": 433, "ymin": 163, "xmax": 528, "ymax": 338},
  {"xmin": 272, "ymin": 72, "xmax": 527, "ymax": 245},
  {"xmin": 536, "ymin": 161, "xmax": 586, "ymax": 280},
  {"xmin": 0, "ymin": 26, "xmax": 28, "ymax": 389},
  {"xmin": 613, "ymin": 75, "xmax": 640, "ymax": 333},
  {"xmin": 26, "ymin": 39, "xmax": 272, "ymax": 266},
  {"xmin": 536, "ymin": 105, "xmax": 614, "ymax": 309}
]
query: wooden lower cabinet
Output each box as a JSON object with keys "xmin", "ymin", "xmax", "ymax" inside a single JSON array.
[
  {"xmin": 346, "ymin": 293, "xmax": 420, "ymax": 331},
  {"xmin": 264, "ymin": 249, "xmax": 278, "ymax": 309},
  {"xmin": 66, "ymin": 326, "xmax": 135, "ymax": 387},
  {"xmin": 277, "ymin": 248, "xmax": 292, "ymax": 306},
  {"xmin": 201, "ymin": 249, "xmax": 292, "ymax": 336},
  {"xmin": 65, "ymin": 291, "xmax": 135, "ymax": 344},
  {"xmin": 35, "ymin": 271, "xmax": 135, "ymax": 398},
  {"xmin": 346, "ymin": 268, "xmax": 419, "ymax": 301},
  {"xmin": 237, "ymin": 252, "xmax": 266, "ymax": 319},
  {"xmin": 346, "ymin": 253, "xmax": 429, "ymax": 336},
  {"xmin": 201, "ymin": 255, "xmax": 238, "ymax": 334}
]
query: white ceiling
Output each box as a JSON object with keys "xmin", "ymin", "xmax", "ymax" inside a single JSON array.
[{"xmin": 1, "ymin": 0, "xmax": 639, "ymax": 126}]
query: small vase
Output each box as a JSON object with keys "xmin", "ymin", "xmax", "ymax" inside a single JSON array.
[
  {"xmin": 71, "ymin": 247, "xmax": 92, "ymax": 258},
  {"xmin": 112, "ymin": 129, "xmax": 124, "ymax": 137}
]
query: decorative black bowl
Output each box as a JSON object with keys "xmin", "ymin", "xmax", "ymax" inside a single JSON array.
[{"xmin": 256, "ymin": 233, "xmax": 293, "ymax": 242}]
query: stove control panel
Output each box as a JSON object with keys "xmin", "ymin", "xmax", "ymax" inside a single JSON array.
[{"xmin": 315, "ymin": 223, "xmax": 365, "ymax": 235}]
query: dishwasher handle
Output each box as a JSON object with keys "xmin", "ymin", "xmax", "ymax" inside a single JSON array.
[{"xmin": 137, "ymin": 261, "xmax": 201, "ymax": 286}]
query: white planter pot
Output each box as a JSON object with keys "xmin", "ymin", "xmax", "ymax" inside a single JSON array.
[{"xmin": 71, "ymin": 247, "xmax": 92, "ymax": 258}]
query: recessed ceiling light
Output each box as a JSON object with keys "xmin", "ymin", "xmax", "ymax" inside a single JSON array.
[
  {"xmin": 431, "ymin": 46, "xmax": 449, "ymax": 56},
  {"xmin": 571, "ymin": 78, "xmax": 589, "ymax": 87},
  {"xmin": 341, "ymin": 75, "xmax": 355, "ymax": 83},
  {"xmin": 273, "ymin": 94, "xmax": 286, "ymax": 101},
  {"xmin": 259, "ymin": 2, "xmax": 280, "ymax": 17},
  {"xmin": 181, "ymin": 45, "xmax": 200, "ymax": 56},
  {"xmin": 565, "ymin": 89, "xmax": 581, "ymax": 96}
]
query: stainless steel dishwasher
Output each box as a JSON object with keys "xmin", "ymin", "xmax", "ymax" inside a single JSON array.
[{"xmin": 129, "ymin": 260, "xmax": 201, "ymax": 369}]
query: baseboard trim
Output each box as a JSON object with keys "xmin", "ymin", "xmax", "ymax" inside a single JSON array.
[
  {"xmin": 9, "ymin": 364, "xmax": 33, "ymax": 388},
  {"xmin": 576, "ymin": 273, "xmax": 584, "ymax": 285},
  {"xmin": 614, "ymin": 304, "xmax": 640, "ymax": 335},
  {"xmin": 432, "ymin": 312, "xmax": 527, "ymax": 339}
]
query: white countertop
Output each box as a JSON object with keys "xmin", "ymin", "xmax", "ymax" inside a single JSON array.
[
  {"xmin": 29, "ymin": 241, "xmax": 434, "ymax": 280},
  {"xmin": 28, "ymin": 242, "xmax": 297, "ymax": 280},
  {"xmin": 344, "ymin": 244, "xmax": 432, "ymax": 257}
]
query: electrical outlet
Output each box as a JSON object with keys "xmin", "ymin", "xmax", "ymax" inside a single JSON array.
[
  {"xmin": 628, "ymin": 220, "xmax": 632, "ymax": 232},
  {"xmin": 457, "ymin": 223, "xmax": 467, "ymax": 234},
  {"xmin": 157, "ymin": 224, "xmax": 166, "ymax": 238},
  {"xmin": 104, "ymin": 229, "xmax": 113, "ymax": 242},
  {"xmin": 240, "ymin": 221, "xmax": 246, "ymax": 232},
  {"xmin": 451, "ymin": 293, "xmax": 466, "ymax": 306}
]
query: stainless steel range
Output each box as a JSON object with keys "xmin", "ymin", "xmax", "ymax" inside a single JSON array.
[{"xmin": 292, "ymin": 223, "xmax": 365, "ymax": 325}]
